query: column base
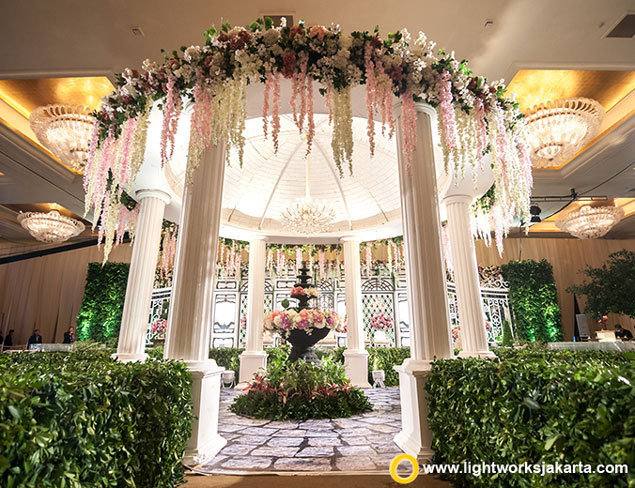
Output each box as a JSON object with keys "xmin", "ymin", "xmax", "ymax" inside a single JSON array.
[
  {"xmin": 238, "ymin": 350, "xmax": 267, "ymax": 386},
  {"xmin": 344, "ymin": 349, "xmax": 371, "ymax": 388},
  {"xmin": 393, "ymin": 358, "xmax": 435, "ymax": 462},
  {"xmin": 114, "ymin": 352, "xmax": 147, "ymax": 362},
  {"xmin": 458, "ymin": 350, "xmax": 497, "ymax": 359},
  {"xmin": 182, "ymin": 360, "xmax": 227, "ymax": 467}
]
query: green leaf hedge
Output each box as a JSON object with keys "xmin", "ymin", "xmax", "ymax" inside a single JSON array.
[
  {"xmin": 426, "ymin": 347, "xmax": 635, "ymax": 487},
  {"xmin": 0, "ymin": 350, "xmax": 193, "ymax": 488},
  {"xmin": 501, "ymin": 259, "xmax": 563, "ymax": 342},
  {"xmin": 209, "ymin": 346, "xmax": 410, "ymax": 386},
  {"xmin": 230, "ymin": 357, "xmax": 372, "ymax": 420},
  {"xmin": 76, "ymin": 262, "xmax": 130, "ymax": 345}
]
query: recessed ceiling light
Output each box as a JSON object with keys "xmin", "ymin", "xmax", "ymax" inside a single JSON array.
[
  {"xmin": 484, "ymin": 20, "xmax": 494, "ymax": 29},
  {"xmin": 131, "ymin": 27, "xmax": 145, "ymax": 37}
]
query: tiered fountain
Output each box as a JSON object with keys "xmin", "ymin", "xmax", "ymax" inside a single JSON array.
[{"xmin": 286, "ymin": 265, "xmax": 330, "ymax": 363}]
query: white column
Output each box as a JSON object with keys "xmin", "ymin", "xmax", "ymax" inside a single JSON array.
[
  {"xmin": 341, "ymin": 237, "xmax": 371, "ymax": 388},
  {"xmin": 116, "ymin": 189, "xmax": 170, "ymax": 361},
  {"xmin": 164, "ymin": 142, "xmax": 227, "ymax": 465},
  {"xmin": 444, "ymin": 195, "xmax": 494, "ymax": 358},
  {"xmin": 238, "ymin": 238, "xmax": 268, "ymax": 385},
  {"xmin": 394, "ymin": 103, "xmax": 454, "ymax": 461}
]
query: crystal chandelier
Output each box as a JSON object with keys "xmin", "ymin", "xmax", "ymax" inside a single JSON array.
[
  {"xmin": 525, "ymin": 98, "xmax": 604, "ymax": 168},
  {"xmin": 29, "ymin": 104, "xmax": 95, "ymax": 172},
  {"xmin": 18, "ymin": 210, "xmax": 86, "ymax": 243},
  {"xmin": 555, "ymin": 203, "xmax": 624, "ymax": 239},
  {"xmin": 281, "ymin": 156, "xmax": 335, "ymax": 234}
]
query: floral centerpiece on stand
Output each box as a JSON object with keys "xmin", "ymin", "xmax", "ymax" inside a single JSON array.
[{"xmin": 264, "ymin": 265, "xmax": 344, "ymax": 362}]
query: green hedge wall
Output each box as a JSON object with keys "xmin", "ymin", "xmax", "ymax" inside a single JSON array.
[
  {"xmin": 501, "ymin": 259, "xmax": 563, "ymax": 342},
  {"xmin": 76, "ymin": 262, "xmax": 130, "ymax": 345},
  {"xmin": 0, "ymin": 349, "xmax": 192, "ymax": 488},
  {"xmin": 426, "ymin": 347, "xmax": 634, "ymax": 487},
  {"xmin": 209, "ymin": 346, "xmax": 410, "ymax": 387}
]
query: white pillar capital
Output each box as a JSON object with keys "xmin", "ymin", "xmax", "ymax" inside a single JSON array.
[
  {"xmin": 339, "ymin": 236, "xmax": 360, "ymax": 243},
  {"xmin": 135, "ymin": 188, "xmax": 172, "ymax": 205},
  {"xmin": 443, "ymin": 194, "xmax": 473, "ymax": 206}
]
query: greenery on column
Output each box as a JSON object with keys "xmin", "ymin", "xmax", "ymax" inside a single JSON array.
[
  {"xmin": 568, "ymin": 250, "xmax": 635, "ymax": 319},
  {"xmin": 76, "ymin": 262, "xmax": 130, "ymax": 345},
  {"xmin": 500, "ymin": 259, "xmax": 563, "ymax": 342}
]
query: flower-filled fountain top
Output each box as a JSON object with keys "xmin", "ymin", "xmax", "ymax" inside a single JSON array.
[{"xmin": 85, "ymin": 17, "xmax": 532, "ymax": 260}]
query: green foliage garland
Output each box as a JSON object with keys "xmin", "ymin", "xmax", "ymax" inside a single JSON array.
[
  {"xmin": 568, "ymin": 250, "xmax": 635, "ymax": 319},
  {"xmin": 0, "ymin": 349, "xmax": 192, "ymax": 488},
  {"xmin": 426, "ymin": 347, "xmax": 634, "ymax": 487},
  {"xmin": 501, "ymin": 259, "xmax": 563, "ymax": 342},
  {"xmin": 76, "ymin": 262, "xmax": 130, "ymax": 344}
]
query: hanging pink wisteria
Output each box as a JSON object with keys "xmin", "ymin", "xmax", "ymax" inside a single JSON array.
[{"xmin": 86, "ymin": 17, "xmax": 532, "ymax": 262}]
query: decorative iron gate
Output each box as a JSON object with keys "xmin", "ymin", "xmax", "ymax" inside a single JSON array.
[{"xmin": 148, "ymin": 270, "xmax": 512, "ymax": 348}]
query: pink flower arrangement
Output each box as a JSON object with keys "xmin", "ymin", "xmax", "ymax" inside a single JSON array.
[
  {"xmin": 87, "ymin": 19, "xmax": 532, "ymax": 265},
  {"xmin": 151, "ymin": 318, "xmax": 167, "ymax": 339},
  {"xmin": 263, "ymin": 309, "xmax": 344, "ymax": 334},
  {"xmin": 369, "ymin": 313, "xmax": 394, "ymax": 331},
  {"xmin": 290, "ymin": 286, "xmax": 307, "ymax": 296},
  {"xmin": 451, "ymin": 325, "xmax": 460, "ymax": 342}
]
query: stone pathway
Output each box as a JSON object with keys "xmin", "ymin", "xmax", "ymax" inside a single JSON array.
[{"xmin": 199, "ymin": 387, "xmax": 402, "ymax": 474}]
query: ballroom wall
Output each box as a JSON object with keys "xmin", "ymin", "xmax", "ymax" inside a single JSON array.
[
  {"xmin": 0, "ymin": 244, "xmax": 133, "ymax": 345},
  {"xmin": 1, "ymin": 237, "xmax": 634, "ymax": 346},
  {"xmin": 475, "ymin": 237, "xmax": 635, "ymax": 340}
]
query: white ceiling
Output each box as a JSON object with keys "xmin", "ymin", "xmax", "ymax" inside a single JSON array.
[
  {"xmin": 168, "ymin": 114, "xmax": 402, "ymax": 237},
  {"xmin": 2, "ymin": 1, "xmax": 634, "ymax": 82}
]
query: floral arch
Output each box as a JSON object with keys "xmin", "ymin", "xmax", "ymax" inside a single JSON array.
[{"xmin": 85, "ymin": 17, "xmax": 532, "ymax": 260}]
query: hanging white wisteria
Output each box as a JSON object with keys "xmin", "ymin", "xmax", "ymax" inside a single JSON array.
[{"xmin": 85, "ymin": 17, "xmax": 532, "ymax": 262}]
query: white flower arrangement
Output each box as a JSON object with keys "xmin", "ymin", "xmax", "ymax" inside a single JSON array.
[{"xmin": 86, "ymin": 18, "xmax": 531, "ymax": 262}]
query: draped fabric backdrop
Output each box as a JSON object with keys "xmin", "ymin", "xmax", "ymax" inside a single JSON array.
[
  {"xmin": 0, "ymin": 244, "xmax": 132, "ymax": 346},
  {"xmin": 475, "ymin": 238, "xmax": 635, "ymax": 340},
  {"xmin": 0, "ymin": 238, "xmax": 634, "ymax": 346}
]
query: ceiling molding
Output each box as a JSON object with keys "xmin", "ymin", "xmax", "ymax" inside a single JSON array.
[
  {"xmin": 0, "ymin": 122, "xmax": 76, "ymax": 183},
  {"xmin": 0, "ymin": 68, "xmax": 116, "ymax": 82},
  {"xmin": 504, "ymin": 61, "xmax": 635, "ymax": 86}
]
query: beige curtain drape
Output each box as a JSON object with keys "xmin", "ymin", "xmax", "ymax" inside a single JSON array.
[
  {"xmin": 0, "ymin": 244, "xmax": 132, "ymax": 346},
  {"xmin": 475, "ymin": 238, "xmax": 635, "ymax": 340}
]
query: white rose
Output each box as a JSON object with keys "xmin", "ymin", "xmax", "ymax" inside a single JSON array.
[{"xmin": 184, "ymin": 45, "xmax": 201, "ymax": 63}]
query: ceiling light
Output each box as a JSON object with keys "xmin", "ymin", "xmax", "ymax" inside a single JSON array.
[
  {"xmin": 280, "ymin": 155, "xmax": 335, "ymax": 234},
  {"xmin": 525, "ymin": 97, "xmax": 604, "ymax": 168},
  {"xmin": 555, "ymin": 203, "xmax": 624, "ymax": 239},
  {"xmin": 18, "ymin": 210, "xmax": 86, "ymax": 243},
  {"xmin": 29, "ymin": 104, "xmax": 95, "ymax": 172}
]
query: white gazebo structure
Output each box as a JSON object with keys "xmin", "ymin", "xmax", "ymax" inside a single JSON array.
[{"xmin": 112, "ymin": 80, "xmax": 496, "ymax": 464}]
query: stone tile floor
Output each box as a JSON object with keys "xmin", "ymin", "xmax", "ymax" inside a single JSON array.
[{"xmin": 198, "ymin": 387, "xmax": 402, "ymax": 474}]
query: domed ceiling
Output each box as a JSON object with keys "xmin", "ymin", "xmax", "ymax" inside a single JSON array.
[{"xmin": 168, "ymin": 114, "xmax": 402, "ymax": 240}]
